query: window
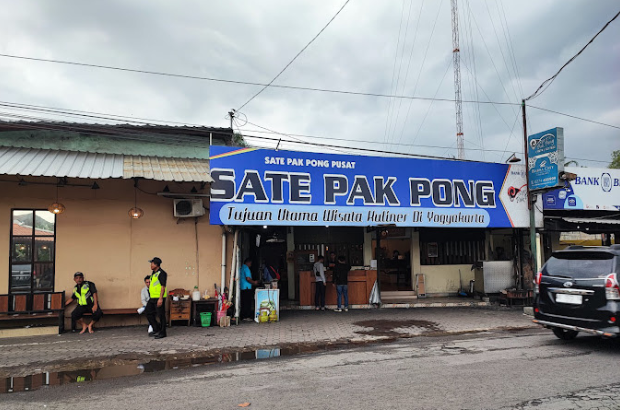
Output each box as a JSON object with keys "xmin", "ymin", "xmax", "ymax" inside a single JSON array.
[
  {"xmin": 420, "ymin": 228, "xmax": 485, "ymax": 265},
  {"xmin": 10, "ymin": 210, "xmax": 56, "ymax": 293}
]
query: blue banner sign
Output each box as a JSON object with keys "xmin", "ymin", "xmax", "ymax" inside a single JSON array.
[
  {"xmin": 209, "ymin": 147, "xmax": 532, "ymax": 228},
  {"xmin": 527, "ymin": 127, "xmax": 564, "ymax": 191}
]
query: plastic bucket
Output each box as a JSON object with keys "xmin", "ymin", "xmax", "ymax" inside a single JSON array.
[
  {"xmin": 200, "ymin": 312, "xmax": 212, "ymax": 327},
  {"xmin": 217, "ymin": 310, "xmax": 226, "ymax": 324}
]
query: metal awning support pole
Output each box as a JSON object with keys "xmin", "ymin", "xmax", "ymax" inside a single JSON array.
[
  {"xmin": 220, "ymin": 228, "xmax": 227, "ymax": 303},
  {"xmin": 375, "ymin": 228, "xmax": 382, "ymax": 306},
  {"xmin": 228, "ymin": 229, "xmax": 239, "ymax": 322},
  {"xmin": 522, "ymin": 100, "xmax": 538, "ymax": 276},
  {"xmin": 235, "ymin": 232, "xmax": 241, "ymax": 325}
]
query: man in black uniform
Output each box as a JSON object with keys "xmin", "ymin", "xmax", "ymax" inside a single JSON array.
[
  {"xmin": 146, "ymin": 257, "xmax": 168, "ymax": 339},
  {"xmin": 65, "ymin": 272, "xmax": 103, "ymax": 334}
]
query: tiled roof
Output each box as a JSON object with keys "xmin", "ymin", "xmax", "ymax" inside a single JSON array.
[{"xmin": 12, "ymin": 223, "xmax": 54, "ymax": 237}]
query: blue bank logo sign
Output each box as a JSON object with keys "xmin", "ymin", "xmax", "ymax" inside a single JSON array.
[{"xmin": 527, "ymin": 127, "xmax": 564, "ymax": 191}]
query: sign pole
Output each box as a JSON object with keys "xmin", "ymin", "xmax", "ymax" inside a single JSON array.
[{"xmin": 522, "ymin": 100, "xmax": 538, "ymax": 278}]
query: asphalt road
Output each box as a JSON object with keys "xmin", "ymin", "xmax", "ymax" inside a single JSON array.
[{"xmin": 2, "ymin": 328, "xmax": 619, "ymax": 410}]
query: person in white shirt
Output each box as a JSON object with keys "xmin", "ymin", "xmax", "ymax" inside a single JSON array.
[
  {"xmin": 313, "ymin": 255, "xmax": 327, "ymax": 311},
  {"xmin": 137, "ymin": 275, "xmax": 153, "ymax": 334}
]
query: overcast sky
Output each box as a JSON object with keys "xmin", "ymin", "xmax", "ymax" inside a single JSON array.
[{"xmin": 0, "ymin": 0, "xmax": 618, "ymax": 166}]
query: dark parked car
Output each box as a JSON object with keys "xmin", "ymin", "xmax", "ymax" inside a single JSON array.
[{"xmin": 533, "ymin": 245, "xmax": 620, "ymax": 340}]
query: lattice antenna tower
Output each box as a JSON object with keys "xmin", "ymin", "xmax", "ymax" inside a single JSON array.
[{"xmin": 450, "ymin": 0, "xmax": 465, "ymax": 159}]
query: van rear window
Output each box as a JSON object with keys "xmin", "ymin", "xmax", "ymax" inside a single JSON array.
[{"xmin": 544, "ymin": 252, "xmax": 614, "ymax": 279}]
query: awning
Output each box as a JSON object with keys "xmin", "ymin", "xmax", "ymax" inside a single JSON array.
[
  {"xmin": 0, "ymin": 147, "xmax": 213, "ymax": 182},
  {"xmin": 562, "ymin": 217, "xmax": 620, "ymax": 225},
  {"xmin": 545, "ymin": 215, "xmax": 620, "ymax": 233}
]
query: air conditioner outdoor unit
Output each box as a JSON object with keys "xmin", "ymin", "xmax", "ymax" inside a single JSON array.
[{"xmin": 173, "ymin": 199, "xmax": 205, "ymax": 218}]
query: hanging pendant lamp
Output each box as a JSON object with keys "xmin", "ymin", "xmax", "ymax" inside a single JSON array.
[
  {"xmin": 128, "ymin": 179, "xmax": 144, "ymax": 219},
  {"xmin": 48, "ymin": 180, "xmax": 66, "ymax": 214}
]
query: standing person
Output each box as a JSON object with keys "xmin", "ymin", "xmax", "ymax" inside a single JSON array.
[
  {"xmin": 327, "ymin": 252, "xmax": 337, "ymax": 269},
  {"xmin": 65, "ymin": 272, "xmax": 103, "ymax": 334},
  {"xmin": 333, "ymin": 255, "xmax": 351, "ymax": 312},
  {"xmin": 313, "ymin": 255, "xmax": 327, "ymax": 311},
  {"xmin": 240, "ymin": 257, "xmax": 259, "ymax": 321},
  {"xmin": 137, "ymin": 275, "xmax": 154, "ymax": 335},
  {"xmin": 146, "ymin": 257, "xmax": 168, "ymax": 339},
  {"xmin": 261, "ymin": 259, "xmax": 274, "ymax": 284}
]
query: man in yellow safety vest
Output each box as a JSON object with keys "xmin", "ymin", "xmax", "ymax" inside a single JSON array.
[
  {"xmin": 146, "ymin": 257, "xmax": 168, "ymax": 339},
  {"xmin": 65, "ymin": 272, "xmax": 103, "ymax": 334}
]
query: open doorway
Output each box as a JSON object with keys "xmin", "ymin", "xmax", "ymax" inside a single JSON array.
[
  {"xmin": 373, "ymin": 228, "xmax": 412, "ymax": 291},
  {"xmin": 247, "ymin": 227, "xmax": 288, "ymax": 291}
]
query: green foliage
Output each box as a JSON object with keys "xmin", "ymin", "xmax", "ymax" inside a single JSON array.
[
  {"xmin": 233, "ymin": 132, "xmax": 247, "ymax": 147},
  {"xmin": 610, "ymin": 150, "xmax": 620, "ymax": 169}
]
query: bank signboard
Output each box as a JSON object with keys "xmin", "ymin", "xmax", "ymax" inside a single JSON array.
[
  {"xmin": 527, "ymin": 127, "xmax": 564, "ymax": 191},
  {"xmin": 543, "ymin": 167, "xmax": 620, "ymax": 211},
  {"xmin": 209, "ymin": 147, "xmax": 538, "ymax": 228}
]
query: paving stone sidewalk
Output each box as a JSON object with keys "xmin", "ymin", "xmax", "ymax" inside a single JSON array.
[{"xmin": 0, "ymin": 307, "xmax": 535, "ymax": 376}]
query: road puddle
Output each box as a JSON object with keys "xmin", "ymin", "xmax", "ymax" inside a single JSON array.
[
  {"xmin": 0, "ymin": 343, "xmax": 359, "ymax": 394},
  {"xmin": 353, "ymin": 319, "xmax": 441, "ymax": 337}
]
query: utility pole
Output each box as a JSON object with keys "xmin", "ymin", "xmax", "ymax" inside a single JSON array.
[
  {"xmin": 450, "ymin": 0, "xmax": 465, "ymax": 159},
  {"xmin": 522, "ymin": 100, "xmax": 538, "ymax": 280},
  {"xmin": 228, "ymin": 109, "xmax": 236, "ymax": 131}
]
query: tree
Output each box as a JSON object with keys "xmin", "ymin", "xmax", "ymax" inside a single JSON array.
[
  {"xmin": 232, "ymin": 132, "xmax": 247, "ymax": 147},
  {"xmin": 610, "ymin": 150, "xmax": 620, "ymax": 169}
]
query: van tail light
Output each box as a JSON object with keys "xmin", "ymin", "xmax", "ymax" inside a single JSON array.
[
  {"xmin": 534, "ymin": 271, "xmax": 542, "ymax": 293},
  {"xmin": 605, "ymin": 273, "xmax": 620, "ymax": 301}
]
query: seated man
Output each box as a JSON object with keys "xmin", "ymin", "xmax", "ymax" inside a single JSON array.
[
  {"xmin": 65, "ymin": 272, "xmax": 103, "ymax": 334},
  {"xmin": 138, "ymin": 275, "xmax": 154, "ymax": 334}
]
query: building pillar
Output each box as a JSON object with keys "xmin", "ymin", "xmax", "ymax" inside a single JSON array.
[
  {"xmin": 411, "ymin": 229, "xmax": 421, "ymax": 285},
  {"xmin": 363, "ymin": 229, "xmax": 373, "ymax": 266},
  {"xmin": 286, "ymin": 227, "xmax": 295, "ymax": 300}
]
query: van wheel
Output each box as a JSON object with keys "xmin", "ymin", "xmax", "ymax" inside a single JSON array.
[{"xmin": 552, "ymin": 328, "xmax": 579, "ymax": 340}]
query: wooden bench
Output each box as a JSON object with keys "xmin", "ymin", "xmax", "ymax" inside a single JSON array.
[
  {"xmin": 78, "ymin": 306, "xmax": 170, "ymax": 329},
  {"xmin": 0, "ymin": 292, "xmax": 66, "ymax": 334},
  {"xmin": 76, "ymin": 308, "xmax": 141, "ymax": 330}
]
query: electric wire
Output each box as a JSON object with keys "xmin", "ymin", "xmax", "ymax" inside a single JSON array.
[
  {"xmin": 406, "ymin": 57, "xmax": 453, "ymax": 153},
  {"xmin": 526, "ymin": 9, "xmax": 620, "ymax": 101},
  {"xmin": 388, "ymin": 0, "xmax": 426, "ymax": 144},
  {"xmin": 0, "ymin": 53, "xmax": 519, "ymax": 106},
  {"xmin": 0, "ymin": 109, "xmax": 610, "ymax": 165},
  {"xmin": 467, "ymin": 0, "xmax": 486, "ymax": 160},
  {"xmin": 394, "ymin": 0, "xmax": 443, "ymax": 147},
  {"xmin": 497, "ymin": 0, "xmax": 524, "ymax": 98},
  {"xmin": 484, "ymin": 0, "xmax": 520, "ymax": 104},
  {"xmin": 0, "ymin": 100, "xmax": 613, "ymax": 163},
  {"xmin": 383, "ymin": 0, "xmax": 408, "ymax": 149},
  {"xmin": 500, "ymin": 109, "xmax": 523, "ymax": 162},
  {"xmin": 236, "ymin": 0, "xmax": 353, "ymax": 111},
  {"xmin": 467, "ymin": 7, "xmax": 520, "ymax": 119},
  {"xmin": 462, "ymin": 0, "xmax": 485, "ymax": 160},
  {"xmin": 528, "ymin": 105, "xmax": 620, "ymax": 130},
  {"xmin": 460, "ymin": 60, "xmax": 518, "ymax": 139},
  {"xmin": 385, "ymin": 0, "xmax": 416, "ymax": 144}
]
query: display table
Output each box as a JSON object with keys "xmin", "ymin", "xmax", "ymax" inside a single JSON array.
[
  {"xmin": 191, "ymin": 299, "xmax": 218, "ymax": 327},
  {"xmin": 299, "ymin": 270, "xmax": 377, "ymax": 307}
]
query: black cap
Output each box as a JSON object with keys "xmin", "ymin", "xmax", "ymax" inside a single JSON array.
[
  {"xmin": 74, "ymin": 272, "xmax": 84, "ymax": 278},
  {"xmin": 149, "ymin": 257, "xmax": 162, "ymax": 265}
]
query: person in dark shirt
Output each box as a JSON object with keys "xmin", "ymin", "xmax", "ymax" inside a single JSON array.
[
  {"xmin": 332, "ymin": 256, "xmax": 351, "ymax": 312},
  {"xmin": 65, "ymin": 272, "xmax": 103, "ymax": 334},
  {"xmin": 146, "ymin": 257, "xmax": 168, "ymax": 339}
]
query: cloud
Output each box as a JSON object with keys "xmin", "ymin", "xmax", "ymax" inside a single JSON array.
[{"xmin": 0, "ymin": 0, "xmax": 617, "ymax": 167}]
